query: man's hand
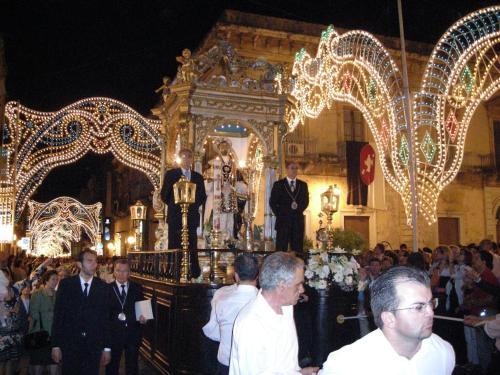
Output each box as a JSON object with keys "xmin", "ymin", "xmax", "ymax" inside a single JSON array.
[
  {"xmin": 464, "ymin": 315, "xmax": 482, "ymax": 326},
  {"xmin": 51, "ymin": 347, "xmax": 62, "ymax": 363},
  {"xmin": 139, "ymin": 315, "xmax": 147, "ymax": 324},
  {"xmin": 300, "ymin": 366, "xmax": 320, "ymax": 375},
  {"xmin": 101, "ymin": 351, "xmax": 111, "ymax": 366},
  {"xmin": 465, "ymin": 268, "xmax": 480, "ymax": 282}
]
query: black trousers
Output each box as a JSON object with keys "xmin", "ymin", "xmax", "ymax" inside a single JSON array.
[
  {"xmin": 106, "ymin": 341, "xmax": 139, "ymax": 375},
  {"xmin": 61, "ymin": 340, "xmax": 101, "ymax": 375},
  {"xmin": 275, "ymin": 217, "xmax": 304, "ymax": 252},
  {"xmin": 216, "ymin": 362, "xmax": 229, "ymax": 375},
  {"xmin": 167, "ymin": 224, "xmax": 201, "ymax": 278}
]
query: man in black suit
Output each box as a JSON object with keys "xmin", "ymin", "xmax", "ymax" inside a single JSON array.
[
  {"xmin": 161, "ymin": 148, "xmax": 207, "ymax": 278},
  {"xmin": 51, "ymin": 249, "xmax": 111, "ymax": 375},
  {"xmin": 106, "ymin": 259, "xmax": 147, "ymax": 375},
  {"xmin": 270, "ymin": 161, "xmax": 309, "ymax": 252}
]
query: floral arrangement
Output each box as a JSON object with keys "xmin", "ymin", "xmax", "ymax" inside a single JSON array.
[{"xmin": 305, "ymin": 246, "xmax": 361, "ymax": 291}]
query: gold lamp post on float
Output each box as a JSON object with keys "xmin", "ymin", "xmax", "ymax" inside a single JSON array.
[
  {"xmin": 130, "ymin": 201, "xmax": 147, "ymax": 251},
  {"xmin": 320, "ymin": 184, "xmax": 341, "ymax": 251},
  {"xmin": 173, "ymin": 175, "xmax": 196, "ymax": 282}
]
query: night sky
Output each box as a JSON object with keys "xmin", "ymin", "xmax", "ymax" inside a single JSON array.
[
  {"xmin": 1, "ymin": 0, "xmax": 498, "ymax": 205},
  {"xmin": 2, "ymin": 0, "xmax": 499, "ymax": 115}
]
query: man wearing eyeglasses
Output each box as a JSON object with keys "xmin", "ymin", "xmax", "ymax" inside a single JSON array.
[
  {"xmin": 320, "ymin": 266, "xmax": 455, "ymax": 375},
  {"xmin": 270, "ymin": 161, "xmax": 309, "ymax": 252}
]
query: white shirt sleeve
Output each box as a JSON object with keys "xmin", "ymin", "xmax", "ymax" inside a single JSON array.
[{"xmin": 202, "ymin": 291, "xmax": 221, "ymax": 342}]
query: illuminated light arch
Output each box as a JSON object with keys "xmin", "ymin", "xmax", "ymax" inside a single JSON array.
[
  {"xmin": 3, "ymin": 98, "xmax": 162, "ymax": 219},
  {"xmin": 288, "ymin": 6, "xmax": 500, "ymax": 225},
  {"xmin": 28, "ymin": 197, "xmax": 102, "ymax": 255},
  {"xmin": 287, "ymin": 26, "xmax": 412, "ymax": 219},
  {"xmin": 414, "ymin": 6, "xmax": 500, "ymax": 224}
]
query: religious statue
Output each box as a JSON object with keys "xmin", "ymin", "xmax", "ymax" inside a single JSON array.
[
  {"xmin": 155, "ymin": 76, "xmax": 171, "ymax": 101},
  {"xmin": 176, "ymin": 48, "xmax": 198, "ymax": 83},
  {"xmin": 206, "ymin": 139, "xmax": 238, "ymax": 241}
]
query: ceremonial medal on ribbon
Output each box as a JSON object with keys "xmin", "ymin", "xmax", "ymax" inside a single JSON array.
[
  {"xmin": 113, "ymin": 284, "xmax": 128, "ymax": 322},
  {"xmin": 285, "ymin": 181, "xmax": 300, "ymax": 210}
]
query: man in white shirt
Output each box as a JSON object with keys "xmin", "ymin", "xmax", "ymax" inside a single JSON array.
[
  {"xmin": 320, "ymin": 266, "xmax": 455, "ymax": 375},
  {"xmin": 229, "ymin": 252, "xmax": 319, "ymax": 375},
  {"xmin": 203, "ymin": 253, "xmax": 259, "ymax": 375}
]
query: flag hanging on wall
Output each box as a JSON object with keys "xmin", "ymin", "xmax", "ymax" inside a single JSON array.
[{"xmin": 360, "ymin": 144, "xmax": 375, "ymax": 185}]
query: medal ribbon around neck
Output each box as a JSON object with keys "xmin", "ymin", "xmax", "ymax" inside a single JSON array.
[
  {"xmin": 113, "ymin": 284, "xmax": 128, "ymax": 316},
  {"xmin": 284, "ymin": 180, "xmax": 300, "ymax": 209}
]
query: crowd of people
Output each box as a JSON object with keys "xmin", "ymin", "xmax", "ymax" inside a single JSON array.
[
  {"xmin": 203, "ymin": 241, "xmax": 500, "ymax": 375},
  {"xmin": 0, "ymin": 250, "xmax": 147, "ymax": 375},
  {"xmin": 355, "ymin": 240, "xmax": 499, "ymax": 374},
  {"xmin": 0, "ymin": 237, "xmax": 499, "ymax": 375}
]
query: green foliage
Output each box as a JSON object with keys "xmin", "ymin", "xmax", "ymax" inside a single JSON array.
[{"xmin": 331, "ymin": 228, "xmax": 365, "ymax": 251}]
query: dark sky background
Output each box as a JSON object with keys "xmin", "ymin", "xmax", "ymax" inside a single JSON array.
[
  {"xmin": 1, "ymin": 0, "xmax": 498, "ymax": 205},
  {"xmin": 1, "ymin": 0, "xmax": 498, "ymax": 115}
]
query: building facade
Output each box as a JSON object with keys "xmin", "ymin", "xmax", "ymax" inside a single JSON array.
[{"xmin": 156, "ymin": 10, "xmax": 500, "ymax": 250}]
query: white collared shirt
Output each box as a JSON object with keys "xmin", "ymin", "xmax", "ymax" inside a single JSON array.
[
  {"xmin": 320, "ymin": 328, "xmax": 455, "ymax": 375},
  {"xmin": 115, "ymin": 281, "xmax": 128, "ymax": 295},
  {"xmin": 203, "ymin": 284, "xmax": 258, "ymax": 366},
  {"xmin": 79, "ymin": 275, "xmax": 93, "ymax": 295},
  {"xmin": 229, "ymin": 290, "xmax": 301, "ymax": 375},
  {"xmin": 286, "ymin": 177, "xmax": 296, "ymax": 187},
  {"xmin": 181, "ymin": 168, "xmax": 191, "ymax": 181}
]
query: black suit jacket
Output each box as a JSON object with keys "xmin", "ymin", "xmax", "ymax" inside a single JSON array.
[
  {"xmin": 51, "ymin": 275, "xmax": 110, "ymax": 350},
  {"xmin": 269, "ymin": 178, "xmax": 309, "ymax": 228},
  {"xmin": 161, "ymin": 168, "xmax": 207, "ymax": 229},
  {"xmin": 107, "ymin": 281, "xmax": 145, "ymax": 346}
]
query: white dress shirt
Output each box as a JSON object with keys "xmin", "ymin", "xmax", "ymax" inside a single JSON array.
[
  {"xmin": 320, "ymin": 328, "xmax": 455, "ymax": 375},
  {"xmin": 286, "ymin": 177, "xmax": 296, "ymax": 191},
  {"xmin": 115, "ymin": 281, "xmax": 128, "ymax": 295},
  {"xmin": 203, "ymin": 284, "xmax": 258, "ymax": 366},
  {"xmin": 181, "ymin": 168, "xmax": 191, "ymax": 181},
  {"xmin": 79, "ymin": 275, "xmax": 93, "ymax": 295},
  {"xmin": 229, "ymin": 290, "xmax": 301, "ymax": 375},
  {"xmin": 484, "ymin": 314, "xmax": 500, "ymax": 351}
]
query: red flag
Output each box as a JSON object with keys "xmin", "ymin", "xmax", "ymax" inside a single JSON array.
[{"xmin": 360, "ymin": 144, "xmax": 375, "ymax": 185}]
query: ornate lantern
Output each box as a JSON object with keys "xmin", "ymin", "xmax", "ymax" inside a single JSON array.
[
  {"xmin": 129, "ymin": 201, "xmax": 147, "ymax": 251},
  {"xmin": 173, "ymin": 176, "xmax": 196, "ymax": 281},
  {"xmin": 321, "ymin": 185, "xmax": 341, "ymax": 250},
  {"xmin": 130, "ymin": 200, "xmax": 147, "ymax": 221}
]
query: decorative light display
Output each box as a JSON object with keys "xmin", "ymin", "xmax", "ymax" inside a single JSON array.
[
  {"xmin": 28, "ymin": 197, "xmax": 102, "ymax": 256},
  {"xmin": 287, "ymin": 6, "xmax": 500, "ymax": 225},
  {"xmin": 0, "ymin": 183, "xmax": 15, "ymax": 242},
  {"xmin": 3, "ymin": 98, "xmax": 162, "ymax": 220}
]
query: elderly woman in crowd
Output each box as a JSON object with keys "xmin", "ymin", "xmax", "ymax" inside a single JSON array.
[{"xmin": 28, "ymin": 270, "xmax": 59, "ymax": 375}]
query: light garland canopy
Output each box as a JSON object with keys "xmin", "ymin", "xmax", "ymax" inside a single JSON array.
[
  {"xmin": 3, "ymin": 97, "xmax": 162, "ymax": 220},
  {"xmin": 28, "ymin": 196, "xmax": 102, "ymax": 256},
  {"xmin": 287, "ymin": 6, "xmax": 500, "ymax": 225}
]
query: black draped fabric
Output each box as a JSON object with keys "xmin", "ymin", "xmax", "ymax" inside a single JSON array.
[{"xmin": 346, "ymin": 141, "xmax": 368, "ymax": 206}]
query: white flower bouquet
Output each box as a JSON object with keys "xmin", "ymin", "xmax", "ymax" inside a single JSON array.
[{"xmin": 305, "ymin": 247, "xmax": 361, "ymax": 291}]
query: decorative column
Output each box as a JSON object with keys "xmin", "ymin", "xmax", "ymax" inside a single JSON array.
[
  {"xmin": 263, "ymin": 156, "xmax": 278, "ymax": 251},
  {"xmin": 194, "ymin": 151, "xmax": 204, "ymax": 239}
]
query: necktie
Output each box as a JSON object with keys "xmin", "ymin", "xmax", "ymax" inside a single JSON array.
[
  {"xmin": 83, "ymin": 282, "xmax": 89, "ymax": 297},
  {"xmin": 120, "ymin": 284, "xmax": 126, "ymax": 302},
  {"xmin": 290, "ymin": 180, "xmax": 295, "ymax": 192}
]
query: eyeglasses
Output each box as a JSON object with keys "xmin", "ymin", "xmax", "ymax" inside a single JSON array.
[{"xmin": 389, "ymin": 298, "xmax": 438, "ymax": 313}]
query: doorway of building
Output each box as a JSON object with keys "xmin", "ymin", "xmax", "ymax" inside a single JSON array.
[
  {"xmin": 344, "ymin": 216, "xmax": 369, "ymax": 247},
  {"xmin": 438, "ymin": 217, "xmax": 460, "ymax": 245}
]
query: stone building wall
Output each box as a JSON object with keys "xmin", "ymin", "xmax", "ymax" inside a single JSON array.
[{"xmin": 201, "ymin": 11, "xmax": 500, "ymax": 249}]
